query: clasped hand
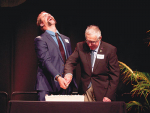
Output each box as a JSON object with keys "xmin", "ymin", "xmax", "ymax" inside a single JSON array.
[{"xmin": 57, "ymin": 74, "xmax": 72, "ymax": 89}]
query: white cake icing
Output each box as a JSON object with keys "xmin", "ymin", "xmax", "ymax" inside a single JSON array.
[{"xmin": 45, "ymin": 95, "xmax": 84, "ymax": 102}]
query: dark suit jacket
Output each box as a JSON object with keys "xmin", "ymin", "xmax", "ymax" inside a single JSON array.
[
  {"xmin": 34, "ymin": 31, "xmax": 76, "ymax": 93},
  {"xmin": 64, "ymin": 41, "xmax": 120, "ymax": 101}
]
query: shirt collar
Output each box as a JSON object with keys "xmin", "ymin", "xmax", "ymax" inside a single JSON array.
[{"xmin": 46, "ymin": 30, "xmax": 60, "ymax": 36}]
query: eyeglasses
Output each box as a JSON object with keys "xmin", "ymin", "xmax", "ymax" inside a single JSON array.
[{"xmin": 86, "ymin": 39, "xmax": 100, "ymax": 44}]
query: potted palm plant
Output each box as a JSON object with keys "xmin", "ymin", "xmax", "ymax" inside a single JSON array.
[{"xmin": 118, "ymin": 61, "xmax": 150, "ymax": 113}]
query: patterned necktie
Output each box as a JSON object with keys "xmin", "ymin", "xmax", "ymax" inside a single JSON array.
[{"xmin": 55, "ymin": 33, "xmax": 66, "ymax": 63}]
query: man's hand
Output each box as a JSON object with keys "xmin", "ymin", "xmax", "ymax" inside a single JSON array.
[
  {"xmin": 64, "ymin": 74, "xmax": 72, "ymax": 87},
  {"xmin": 103, "ymin": 97, "xmax": 111, "ymax": 102},
  {"xmin": 57, "ymin": 76, "xmax": 68, "ymax": 89}
]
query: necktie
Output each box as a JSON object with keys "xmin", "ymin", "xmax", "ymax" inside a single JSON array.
[
  {"xmin": 55, "ymin": 33, "xmax": 66, "ymax": 63},
  {"xmin": 91, "ymin": 50, "xmax": 94, "ymax": 68}
]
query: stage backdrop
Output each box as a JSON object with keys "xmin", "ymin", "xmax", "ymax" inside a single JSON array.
[{"xmin": 0, "ymin": 0, "xmax": 150, "ymax": 101}]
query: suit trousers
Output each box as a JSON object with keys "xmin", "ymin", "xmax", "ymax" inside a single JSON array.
[{"xmin": 84, "ymin": 84, "xmax": 96, "ymax": 102}]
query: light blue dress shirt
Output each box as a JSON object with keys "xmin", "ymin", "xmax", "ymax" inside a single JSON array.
[
  {"xmin": 88, "ymin": 41, "xmax": 101, "ymax": 88},
  {"xmin": 91, "ymin": 41, "xmax": 100, "ymax": 72}
]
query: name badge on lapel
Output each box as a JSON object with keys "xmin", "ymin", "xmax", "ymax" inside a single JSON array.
[
  {"xmin": 97, "ymin": 54, "xmax": 104, "ymax": 59},
  {"xmin": 65, "ymin": 39, "xmax": 69, "ymax": 43}
]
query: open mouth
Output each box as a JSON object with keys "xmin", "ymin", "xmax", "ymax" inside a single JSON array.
[
  {"xmin": 47, "ymin": 16, "xmax": 53, "ymax": 21},
  {"xmin": 48, "ymin": 18, "xmax": 52, "ymax": 21}
]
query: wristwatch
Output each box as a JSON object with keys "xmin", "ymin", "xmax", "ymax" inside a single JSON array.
[{"xmin": 55, "ymin": 75, "xmax": 61, "ymax": 81}]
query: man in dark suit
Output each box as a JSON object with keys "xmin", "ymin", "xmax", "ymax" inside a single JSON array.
[
  {"xmin": 62, "ymin": 25, "xmax": 120, "ymax": 102},
  {"xmin": 34, "ymin": 11, "xmax": 76, "ymax": 101}
]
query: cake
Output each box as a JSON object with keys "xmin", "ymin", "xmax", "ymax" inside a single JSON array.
[{"xmin": 45, "ymin": 95, "xmax": 84, "ymax": 102}]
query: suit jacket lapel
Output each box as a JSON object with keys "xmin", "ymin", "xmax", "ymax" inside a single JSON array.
[
  {"xmin": 86, "ymin": 51, "xmax": 92, "ymax": 73},
  {"xmin": 60, "ymin": 34, "xmax": 69, "ymax": 58},
  {"xmin": 93, "ymin": 41, "xmax": 104, "ymax": 72},
  {"xmin": 46, "ymin": 33, "xmax": 64, "ymax": 62},
  {"xmin": 83, "ymin": 43, "xmax": 93, "ymax": 73}
]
